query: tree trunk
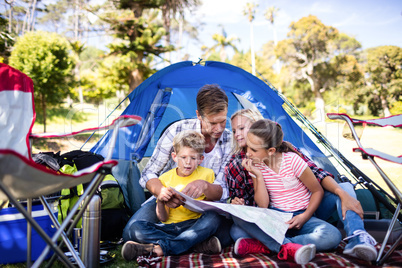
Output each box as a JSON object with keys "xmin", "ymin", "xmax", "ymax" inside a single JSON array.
[
  {"xmin": 306, "ymin": 75, "xmax": 326, "ymax": 122},
  {"xmin": 29, "ymin": 0, "xmax": 37, "ymax": 31},
  {"xmin": 8, "ymin": 0, "xmax": 13, "ymax": 33},
  {"xmin": 162, "ymin": 6, "xmax": 171, "ymax": 65},
  {"xmin": 22, "ymin": 0, "xmax": 32, "ymax": 33},
  {"xmin": 250, "ymin": 21, "xmax": 255, "ymax": 75},
  {"xmin": 380, "ymin": 94, "xmax": 391, "ymax": 117},
  {"xmin": 177, "ymin": 15, "xmax": 183, "ymax": 61},
  {"xmin": 41, "ymin": 93, "xmax": 47, "ymax": 133},
  {"xmin": 129, "ymin": 68, "xmax": 143, "ymax": 92}
]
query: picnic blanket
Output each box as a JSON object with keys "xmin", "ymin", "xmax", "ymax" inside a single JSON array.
[{"xmin": 137, "ymin": 242, "xmax": 402, "ymax": 268}]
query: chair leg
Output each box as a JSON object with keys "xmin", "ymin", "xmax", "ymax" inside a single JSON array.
[
  {"xmin": 0, "ymin": 181, "xmax": 76, "ymax": 268},
  {"xmin": 27, "ymin": 198, "xmax": 32, "ymax": 268},
  {"xmin": 39, "ymin": 196, "xmax": 84, "ymax": 267},
  {"xmin": 37, "ymin": 172, "xmax": 105, "ymax": 268},
  {"xmin": 376, "ymin": 203, "xmax": 402, "ymax": 265}
]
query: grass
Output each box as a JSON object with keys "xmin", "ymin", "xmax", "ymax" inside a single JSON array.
[
  {"xmin": 1, "ymin": 246, "xmax": 138, "ymax": 267},
  {"xmin": 312, "ymin": 120, "xmax": 402, "ymax": 194}
]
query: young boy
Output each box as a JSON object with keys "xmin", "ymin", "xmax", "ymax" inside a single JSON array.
[{"xmin": 121, "ymin": 130, "xmax": 222, "ymax": 260}]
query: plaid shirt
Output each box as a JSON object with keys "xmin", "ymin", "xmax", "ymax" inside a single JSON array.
[
  {"xmin": 140, "ymin": 118, "xmax": 233, "ymax": 202},
  {"xmin": 225, "ymin": 146, "xmax": 333, "ymax": 207}
]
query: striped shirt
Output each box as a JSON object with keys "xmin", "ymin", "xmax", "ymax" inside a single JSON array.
[{"xmin": 256, "ymin": 152, "xmax": 310, "ymax": 212}]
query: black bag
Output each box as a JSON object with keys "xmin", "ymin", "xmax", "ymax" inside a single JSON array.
[{"xmin": 34, "ymin": 150, "xmax": 130, "ymax": 241}]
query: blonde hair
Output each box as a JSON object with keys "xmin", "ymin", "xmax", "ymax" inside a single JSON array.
[
  {"xmin": 230, "ymin": 109, "xmax": 263, "ymax": 153},
  {"xmin": 173, "ymin": 130, "xmax": 205, "ymax": 155}
]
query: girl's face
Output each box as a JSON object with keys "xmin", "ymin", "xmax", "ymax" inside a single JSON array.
[
  {"xmin": 231, "ymin": 115, "xmax": 253, "ymax": 149},
  {"xmin": 246, "ymin": 132, "xmax": 274, "ymax": 164}
]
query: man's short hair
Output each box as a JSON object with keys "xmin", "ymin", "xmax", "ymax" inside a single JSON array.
[
  {"xmin": 196, "ymin": 84, "xmax": 228, "ymax": 117},
  {"xmin": 173, "ymin": 130, "xmax": 205, "ymax": 155}
]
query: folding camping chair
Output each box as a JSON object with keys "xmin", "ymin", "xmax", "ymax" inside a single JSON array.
[
  {"xmin": 0, "ymin": 63, "xmax": 141, "ymax": 267},
  {"xmin": 327, "ymin": 113, "xmax": 402, "ymax": 265}
]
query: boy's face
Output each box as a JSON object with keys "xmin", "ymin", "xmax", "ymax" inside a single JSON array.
[{"xmin": 172, "ymin": 146, "xmax": 204, "ymax": 177}]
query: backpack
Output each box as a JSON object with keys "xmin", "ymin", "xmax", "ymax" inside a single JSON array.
[{"xmin": 33, "ymin": 150, "xmax": 130, "ymax": 241}]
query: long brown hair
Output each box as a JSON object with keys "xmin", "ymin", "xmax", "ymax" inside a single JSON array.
[{"xmin": 248, "ymin": 119, "xmax": 300, "ymax": 155}]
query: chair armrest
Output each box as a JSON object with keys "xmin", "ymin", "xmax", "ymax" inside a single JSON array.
[{"xmin": 29, "ymin": 115, "xmax": 141, "ymax": 139}]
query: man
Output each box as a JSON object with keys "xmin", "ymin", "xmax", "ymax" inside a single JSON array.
[{"xmin": 122, "ymin": 84, "xmax": 234, "ymax": 249}]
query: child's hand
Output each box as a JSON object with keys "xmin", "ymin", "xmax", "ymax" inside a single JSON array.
[
  {"xmin": 231, "ymin": 197, "xmax": 245, "ymax": 205},
  {"xmin": 158, "ymin": 187, "xmax": 173, "ymax": 202},
  {"xmin": 242, "ymin": 158, "xmax": 262, "ymax": 179},
  {"xmin": 286, "ymin": 212, "xmax": 310, "ymax": 230}
]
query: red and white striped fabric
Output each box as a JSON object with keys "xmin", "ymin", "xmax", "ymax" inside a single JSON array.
[
  {"xmin": 256, "ymin": 152, "xmax": 310, "ymax": 212},
  {"xmin": 0, "ymin": 63, "xmax": 35, "ymax": 159},
  {"xmin": 327, "ymin": 113, "xmax": 402, "ymax": 128}
]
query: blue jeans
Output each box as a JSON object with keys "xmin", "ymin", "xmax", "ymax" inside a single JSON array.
[
  {"xmin": 230, "ymin": 209, "xmax": 342, "ymax": 253},
  {"xmin": 315, "ymin": 182, "xmax": 364, "ymax": 237},
  {"xmin": 123, "ymin": 198, "xmax": 222, "ymax": 255},
  {"xmin": 123, "ymin": 197, "xmax": 234, "ymax": 248}
]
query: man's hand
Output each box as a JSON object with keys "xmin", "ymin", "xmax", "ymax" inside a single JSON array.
[
  {"xmin": 231, "ymin": 197, "xmax": 245, "ymax": 205},
  {"xmin": 182, "ymin": 180, "xmax": 208, "ymax": 199},
  {"xmin": 157, "ymin": 187, "xmax": 173, "ymax": 202},
  {"xmin": 165, "ymin": 192, "xmax": 185, "ymax": 208},
  {"xmin": 339, "ymin": 191, "xmax": 364, "ymax": 220}
]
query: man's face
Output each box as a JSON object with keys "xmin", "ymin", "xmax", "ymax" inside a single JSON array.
[{"xmin": 197, "ymin": 109, "xmax": 228, "ymax": 139}]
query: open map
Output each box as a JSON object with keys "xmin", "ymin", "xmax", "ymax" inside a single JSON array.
[{"xmin": 171, "ymin": 187, "xmax": 292, "ymax": 244}]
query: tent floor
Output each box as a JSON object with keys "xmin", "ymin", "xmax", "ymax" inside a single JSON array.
[{"xmin": 137, "ymin": 241, "xmax": 402, "ymax": 267}]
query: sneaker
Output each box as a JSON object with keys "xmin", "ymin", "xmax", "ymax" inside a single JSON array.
[
  {"xmin": 193, "ymin": 236, "xmax": 222, "ymax": 254},
  {"xmin": 121, "ymin": 241, "xmax": 154, "ymax": 261},
  {"xmin": 343, "ymin": 230, "xmax": 377, "ymax": 261},
  {"xmin": 278, "ymin": 243, "xmax": 316, "ymax": 265},
  {"xmin": 234, "ymin": 238, "xmax": 271, "ymax": 256}
]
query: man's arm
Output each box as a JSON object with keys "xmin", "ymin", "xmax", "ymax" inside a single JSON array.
[
  {"xmin": 321, "ymin": 176, "xmax": 364, "ymax": 219},
  {"xmin": 140, "ymin": 123, "xmax": 178, "ymax": 191},
  {"xmin": 293, "ymin": 146, "xmax": 364, "ymax": 219},
  {"xmin": 182, "ymin": 180, "xmax": 223, "ymax": 201},
  {"xmin": 147, "ymin": 178, "xmax": 184, "ymax": 207}
]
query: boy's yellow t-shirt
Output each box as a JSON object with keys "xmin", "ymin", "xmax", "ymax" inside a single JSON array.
[{"xmin": 159, "ymin": 166, "xmax": 215, "ymax": 224}]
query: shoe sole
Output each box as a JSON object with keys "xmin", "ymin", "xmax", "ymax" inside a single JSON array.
[
  {"xmin": 212, "ymin": 236, "xmax": 222, "ymax": 254},
  {"xmin": 344, "ymin": 244, "xmax": 377, "ymax": 261},
  {"xmin": 121, "ymin": 241, "xmax": 135, "ymax": 261},
  {"xmin": 234, "ymin": 238, "xmax": 246, "ymax": 255},
  {"xmin": 295, "ymin": 244, "xmax": 316, "ymax": 265}
]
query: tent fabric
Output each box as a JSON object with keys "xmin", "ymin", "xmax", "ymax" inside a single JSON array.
[{"xmin": 91, "ymin": 61, "xmax": 338, "ymax": 177}]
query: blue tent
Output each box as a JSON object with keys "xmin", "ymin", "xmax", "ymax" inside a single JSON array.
[{"xmin": 90, "ymin": 61, "xmax": 339, "ymax": 212}]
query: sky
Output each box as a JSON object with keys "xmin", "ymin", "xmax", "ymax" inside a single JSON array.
[{"xmin": 178, "ymin": 0, "xmax": 402, "ymax": 63}]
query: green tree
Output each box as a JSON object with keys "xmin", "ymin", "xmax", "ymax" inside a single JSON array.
[
  {"xmin": 0, "ymin": 15, "xmax": 14, "ymax": 63},
  {"xmin": 202, "ymin": 26, "xmax": 239, "ymax": 61},
  {"xmin": 364, "ymin": 45, "xmax": 402, "ymax": 116},
  {"xmin": 243, "ymin": 2, "xmax": 258, "ymax": 75},
  {"xmin": 37, "ymin": 0, "xmax": 69, "ymax": 33},
  {"xmin": 264, "ymin": 6, "xmax": 279, "ymax": 46},
  {"xmin": 243, "ymin": 3, "xmax": 258, "ymax": 75},
  {"xmin": 160, "ymin": 0, "xmax": 200, "ymax": 63},
  {"xmin": 101, "ymin": 2, "xmax": 173, "ymax": 92},
  {"xmin": 276, "ymin": 15, "xmax": 362, "ymax": 120},
  {"xmin": 9, "ymin": 31, "xmax": 75, "ymax": 132},
  {"xmin": 264, "ymin": 6, "xmax": 280, "ymax": 74}
]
